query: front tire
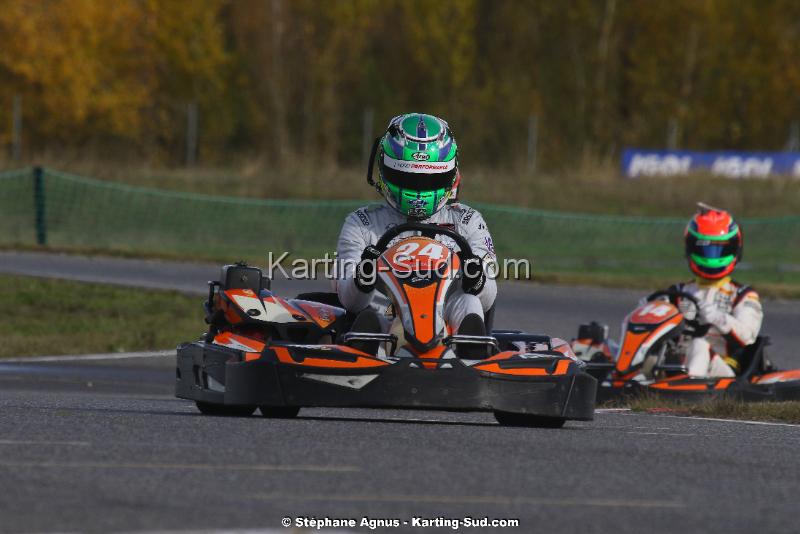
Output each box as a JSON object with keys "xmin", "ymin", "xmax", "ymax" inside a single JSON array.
[
  {"xmin": 259, "ymin": 406, "xmax": 300, "ymax": 418},
  {"xmin": 494, "ymin": 411, "xmax": 566, "ymax": 428},
  {"xmin": 195, "ymin": 401, "xmax": 256, "ymax": 417}
]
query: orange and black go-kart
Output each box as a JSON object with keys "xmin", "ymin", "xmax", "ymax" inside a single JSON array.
[
  {"xmin": 570, "ymin": 288, "xmax": 800, "ymax": 403},
  {"xmin": 176, "ymin": 222, "xmax": 596, "ymax": 428}
]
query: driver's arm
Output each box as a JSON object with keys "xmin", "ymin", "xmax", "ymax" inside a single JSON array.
[
  {"xmin": 461, "ymin": 209, "xmax": 498, "ymax": 310},
  {"xmin": 336, "ymin": 211, "xmax": 374, "ymax": 312},
  {"xmin": 723, "ymin": 290, "xmax": 763, "ymax": 346}
]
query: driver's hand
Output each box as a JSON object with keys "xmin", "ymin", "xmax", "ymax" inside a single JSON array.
[
  {"xmin": 677, "ymin": 298, "xmax": 697, "ymax": 320},
  {"xmin": 696, "ymin": 295, "xmax": 727, "ymax": 329},
  {"xmin": 462, "ymin": 256, "xmax": 487, "ymax": 295},
  {"xmin": 354, "ymin": 245, "xmax": 381, "ymax": 293}
]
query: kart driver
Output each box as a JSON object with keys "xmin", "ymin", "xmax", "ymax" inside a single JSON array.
[
  {"xmin": 667, "ymin": 203, "xmax": 763, "ymax": 378},
  {"xmin": 335, "ymin": 113, "xmax": 497, "ymax": 355}
]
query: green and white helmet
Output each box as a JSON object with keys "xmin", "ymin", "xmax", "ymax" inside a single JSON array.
[{"xmin": 369, "ymin": 113, "xmax": 458, "ymax": 219}]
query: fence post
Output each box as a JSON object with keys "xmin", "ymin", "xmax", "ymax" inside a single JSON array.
[
  {"xmin": 33, "ymin": 166, "xmax": 47, "ymax": 246},
  {"xmin": 12, "ymin": 95, "xmax": 22, "ymax": 161},
  {"xmin": 186, "ymin": 101, "xmax": 198, "ymax": 167},
  {"xmin": 527, "ymin": 115, "xmax": 538, "ymax": 173},
  {"xmin": 667, "ymin": 118, "xmax": 680, "ymax": 150},
  {"xmin": 786, "ymin": 121, "xmax": 799, "ymax": 152}
]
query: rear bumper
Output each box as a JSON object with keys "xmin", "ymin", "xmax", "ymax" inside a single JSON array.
[{"xmin": 175, "ymin": 342, "xmax": 597, "ymax": 420}]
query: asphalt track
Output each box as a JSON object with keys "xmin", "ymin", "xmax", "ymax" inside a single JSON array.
[{"xmin": 1, "ymin": 251, "xmax": 799, "ymax": 533}]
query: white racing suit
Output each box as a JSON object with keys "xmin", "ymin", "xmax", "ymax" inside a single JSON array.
[
  {"xmin": 672, "ymin": 277, "xmax": 763, "ymax": 378},
  {"xmin": 335, "ymin": 202, "xmax": 497, "ymax": 331}
]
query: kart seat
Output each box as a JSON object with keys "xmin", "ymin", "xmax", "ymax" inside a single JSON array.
[{"xmin": 218, "ymin": 263, "xmax": 270, "ymax": 292}]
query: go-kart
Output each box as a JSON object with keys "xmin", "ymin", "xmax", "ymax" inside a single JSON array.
[
  {"xmin": 571, "ymin": 288, "xmax": 800, "ymax": 402},
  {"xmin": 176, "ymin": 222, "xmax": 596, "ymax": 427}
]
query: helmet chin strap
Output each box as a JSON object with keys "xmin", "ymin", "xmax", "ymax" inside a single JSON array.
[{"xmin": 366, "ymin": 136, "xmax": 383, "ymax": 188}]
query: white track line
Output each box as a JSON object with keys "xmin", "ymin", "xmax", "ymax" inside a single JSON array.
[
  {"xmin": 0, "ymin": 350, "xmax": 173, "ymax": 363},
  {"xmin": 652, "ymin": 414, "xmax": 800, "ymax": 428},
  {"xmin": 597, "ymin": 407, "xmax": 800, "ymax": 427}
]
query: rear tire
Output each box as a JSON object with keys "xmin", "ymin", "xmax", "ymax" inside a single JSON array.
[
  {"xmin": 259, "ymin": 406, "xmax": 300, "ymax": 418},
  {"xmin": 195, "ymin": 401, "xmax": 256, "ymax": 417},
  {"xmin": 494, "ymin": 411, "xmax": 566, "ymax": 428}
]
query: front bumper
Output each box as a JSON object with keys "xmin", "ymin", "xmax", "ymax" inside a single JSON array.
[{"xmin": 175, "ymin": 342, "xmax": 596, "ymax": 420}]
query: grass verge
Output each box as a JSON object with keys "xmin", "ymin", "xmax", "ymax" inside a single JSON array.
[
  {"xmin": 621, "ymin": 396, "xmax": 800, "ymax": 425},
  {"xmin": 0, "ymin": 274, "xmax": 203, "ymax": 358}
]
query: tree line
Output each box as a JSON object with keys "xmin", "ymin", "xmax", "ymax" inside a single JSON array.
[{"xmin": 1, "ymin": 0, "xmax": 798, "ymax": 169}]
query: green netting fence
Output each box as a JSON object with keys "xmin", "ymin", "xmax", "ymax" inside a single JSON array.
[{"xmin": 1, "ymin": 167, "xmax": 799, "ymax": 286}]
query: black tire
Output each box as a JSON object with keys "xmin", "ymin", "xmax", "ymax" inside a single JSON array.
[
  {"xmin": 494, "ymin": 411, "xmax": 566, "ymax": 428},
  {"xmin": 259, "ymin": 406, "xmax": 300, "ymax": 418},
  {"xmin": 195, "ymin": 401, "xmax": 256, "ymax": 417}
]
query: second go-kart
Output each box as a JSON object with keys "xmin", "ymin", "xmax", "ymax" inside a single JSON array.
[
  {"xmin": 571, "ymin": 288, "xmax": 800, "ymax": 402},
  {"xmin": 176, "ymin": 222, "xmax": 596, "ymax": 428}
]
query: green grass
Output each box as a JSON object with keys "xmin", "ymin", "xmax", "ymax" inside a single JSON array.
[
  {"xmin": 623, "ymin": 396, "xmax": 800, "ymax": 425},
  {"xmin": 0, "ymin": 274, "xmax": 204, "ymax": 357},
  {"xmin": 15, "ymin": 157, "xmax": 800, "ymax": 217}
]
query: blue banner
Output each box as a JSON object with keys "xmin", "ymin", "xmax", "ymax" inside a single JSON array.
[{"xmin": 622, "ymin": 149, "xmax": 800, "ymax": 179}]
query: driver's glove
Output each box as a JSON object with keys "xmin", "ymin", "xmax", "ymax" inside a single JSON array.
[
  {"xmin": 461, "ymin": 255, "xmax": 487, "ymax": 295},
  {"xmin": 677, "ymin": 297, "xmax": 697, "ymax": 320},
  {"xmin": 696, "ymin": 295, "xmax": 728, "ymax": 331},
  {"xmin": 354, "ymin": 245, "xmax": 382, "ymax": 293}
]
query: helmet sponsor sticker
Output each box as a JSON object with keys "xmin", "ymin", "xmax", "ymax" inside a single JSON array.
[
  {"xmin": 383, "ymin": 154, "xmax": 456, "ymax": 174},
  {"xmin": 411, "ymin": 152, "xmax": 430, "ymax": 161}
]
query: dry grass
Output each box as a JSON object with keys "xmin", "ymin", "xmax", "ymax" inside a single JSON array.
[
  {"xmin": 619, "ymin": 396, "xmax": 800, "ymax": 425},
  {"xmin": 6, "ymin": 155, "xmax": 800, "ymax": 217}
]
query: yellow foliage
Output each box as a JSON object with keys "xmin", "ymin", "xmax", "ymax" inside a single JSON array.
[
  {"xmin": 0, "ymin": 0, "xmax": 799, "ymax": 166},
  {"xmin": 0, "ymin": 0, "xmax": 228, "ymax": 153}
]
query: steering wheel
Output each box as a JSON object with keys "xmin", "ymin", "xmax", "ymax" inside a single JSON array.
[
  {"xmin": 646, "ymin": 288, "xmax": 708, "ymax": 337},
  {"xmin": 374, "ymin": 222, "xmax": 476, "ymax": 264},
  {"xmin": 647, "ymin": 289, "xmax": 699, "ymax": 310}
]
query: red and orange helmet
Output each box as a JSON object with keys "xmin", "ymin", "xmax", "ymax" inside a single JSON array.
[{"xmin": 684, "ymin": 203, "xmax": 743, "ymax": 279}]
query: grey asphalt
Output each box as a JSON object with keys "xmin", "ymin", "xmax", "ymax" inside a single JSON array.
[{"xmin": 0, "ymin": 251, "xmax": 799, "ymax": 533}]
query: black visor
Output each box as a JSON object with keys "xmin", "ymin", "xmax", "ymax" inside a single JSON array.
[
  {"xmin": 381, "ymin": 165, "xmax": 456, "ymax": 191},
  {"xmin": 685, "ymin": 233, "xmax": 741, "ymax": 260}
]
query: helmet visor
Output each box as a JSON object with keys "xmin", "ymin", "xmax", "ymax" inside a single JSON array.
[
  {"xmin": 686, "ymin": 234, "xmax": 739, "ymax": 260},
  {"xmin": 686, "ymin": 233, "xmax": 740, "ymax": 269},
  {"xmin": 381, "ymin": 165, "xmax": 457, "ymax": 192},
  {"xmin": 383, "ymin": 182, "xmax": 450, "ymax": 219}
]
